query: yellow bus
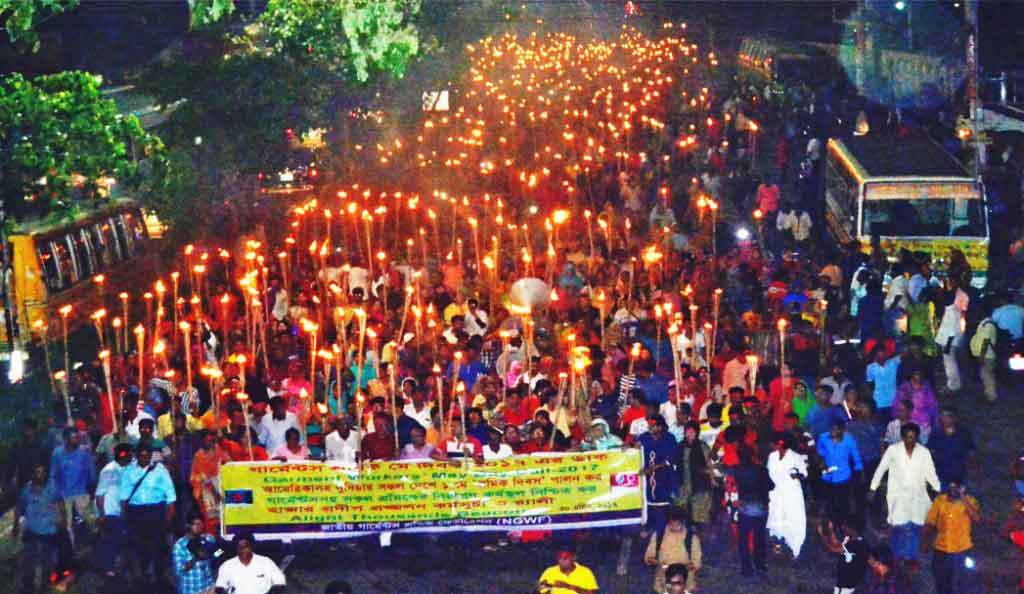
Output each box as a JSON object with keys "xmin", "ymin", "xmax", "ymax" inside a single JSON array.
[
  {"xmin": 824, "ymin": 136, "xmax": 989, "ymax": 287},
  {"xmin": 0, "ymin": 198, "xmax": 158, "ymax": 346}
]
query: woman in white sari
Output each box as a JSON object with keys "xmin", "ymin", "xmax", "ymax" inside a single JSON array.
[{"xmin": 766, "ymin": 434, "xmax": 808, "ymax": 558}]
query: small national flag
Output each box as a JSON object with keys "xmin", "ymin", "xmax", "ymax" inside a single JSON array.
[{"xmin": 224, "ymin": 489, "xmax": 253, "ymax": 505}]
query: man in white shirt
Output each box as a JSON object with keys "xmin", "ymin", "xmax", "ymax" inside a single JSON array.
[
  {"xmin": 347, "ymin": 266, "xmax": 370, "ymax": 296},
  {"xmin": 123, "ymin": 406, "xmax": 155, "ymax": 441},
  {"xmin": 401, "ymin": 384, "xmax": 432, "ymax": 430},
  {"xmin": 482, "ymin": 426, "xmax": 514, "ymax": 461},
  {"xmin": 255, "ymin": 397, "xmax": 302, "ymax": 453},
  {"xmin": 869, "ymin": 423, "xmax": 940, "ymax": 565},
  {"xmin": 463, "ymin": 298, "xmax": 489, "ymax": 337},
  {"xmin": 95, "ymin": 444, "xmax": 133, "ymax": 575},
  {"xmin": 324, "ymin": 416, "xmax": 360, "ymax": 466},
  {"xmin": 215, "ymin": 532, "xmax": 285, "ymax": 594}
]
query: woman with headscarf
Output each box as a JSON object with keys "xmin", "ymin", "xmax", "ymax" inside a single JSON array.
[
  {"xmin": 558, "ymin": 262, "xmax": 584, "ymax": 291},
  {"xmin": 580, "ymin": 418, "xmax": 623, "ymax": 451}
]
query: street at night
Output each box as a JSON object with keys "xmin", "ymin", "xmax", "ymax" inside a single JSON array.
[{"xmin": 2, "ymin": 2, "xmax": 1024, "ymax": 593}]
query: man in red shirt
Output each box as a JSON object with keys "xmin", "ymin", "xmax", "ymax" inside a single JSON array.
[
  {"xmin": 769, "ymin": 362, "xmax": 797, "ymax": 432},
  {"xmin": 361, "ymin": 413, "xmax": 396, "ymax": 461},
  {"xmin": 499, "ymin": 391, "xmax": 534, "ymax": 427}
]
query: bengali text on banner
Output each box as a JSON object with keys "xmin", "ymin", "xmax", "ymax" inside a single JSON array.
[{"xmin": 220, "ymin": 449, "xmax": 645, "ymax": 539}]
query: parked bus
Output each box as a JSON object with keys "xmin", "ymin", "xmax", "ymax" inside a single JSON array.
[
  {"xmin": 0, "ymin": 198, "xmax": 158, "ymax": 346},
  {"xmin": 737, "ymin": 37, "xmax": 842, "ymax": 99},
  {"xmin": 824, "ymin": 136, "xmax": 988, "ymax": 286}
]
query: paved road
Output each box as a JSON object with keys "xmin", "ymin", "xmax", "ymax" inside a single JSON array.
[{"xmin": 2, "ymin": 371, "xmax": 1023, "ymax": 594}]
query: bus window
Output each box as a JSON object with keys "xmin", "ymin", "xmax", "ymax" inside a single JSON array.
[
  {"xmin": 37, "ymin": 243, "xmax": 62, "ymax": 292},
  {"xmin": 91, "ymin": 224, "xmax": 113, "ymax": 270},
  {"xmin": 80, "ymin": 228, "xmax": 99, "ymax": 275},
  {"xmin": 54, "ymin": 238, "xmax": 76, "ymax": 287},
  {"xmin": 127, "ymin": 210, "xmax": 146, "ymax": 242},
  {"xmin": 70, "ymin": 231, "xmax": 93, "ymax": 281},
  {"xmin": 107, "ymin": 217, "xmax": 125, "ymax": 261},
  {"xmin": 862, "ymin": 197, "xmax": 986, "ymax": 238},
  {"xmin": 115, "ymin": 214, "xmax": 134, "ymax": 257}
]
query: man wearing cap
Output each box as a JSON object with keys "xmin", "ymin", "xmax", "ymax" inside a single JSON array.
[
  {"xmin": 537, "ymin": 549, "xmax": 599, "ymax": 594},
  {"xmin": 95, "ymin": 443, "xmax": 133, "ymax": 576}
]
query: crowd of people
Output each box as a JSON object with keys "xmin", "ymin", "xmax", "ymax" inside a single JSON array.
[{"xmin": 6, "ymin": 22, "xmax": 1024, "ymax": 594}]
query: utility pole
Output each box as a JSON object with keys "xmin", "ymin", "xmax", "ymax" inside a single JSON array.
[{"xmin": 965, "ymin": 0, "xmax": 984, "ymax": 176}]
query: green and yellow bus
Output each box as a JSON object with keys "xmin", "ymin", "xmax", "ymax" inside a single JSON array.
[
  {"xmin": 0, "ymin": 198, "xmax": 160, "ymax": 346},
  {"xmin": 824, "ymin": 136, "xmax": 989, "ymax": 287}
]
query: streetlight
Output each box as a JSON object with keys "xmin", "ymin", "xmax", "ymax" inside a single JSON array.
[{"xmin": 894, "ymin": 1, "xmax": 912, "ymax": 50}]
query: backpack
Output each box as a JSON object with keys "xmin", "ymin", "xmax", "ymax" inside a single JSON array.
[
  {"xmin": 970, "ymin": 319, "xmax": 996, "ymax": 358},
  {"xmin": 654, "ymin": 526, "xmax": 695, "ymax": 561}
]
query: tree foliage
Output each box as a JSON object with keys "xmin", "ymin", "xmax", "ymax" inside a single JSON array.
[
  {"xmin": 259, "ymin": 0, "xmax": 421, "ymax": 82},
  {"xmin": 131, "ymin": 35, "xmax": 335, "ymax": 233},
  {"xmin": 187, "ymin": 0, "xmax": 235, "ymax": 30},
  {"xmin": 0, "ymin": 71, "xmax": 162, "ymax": 222},
  {"xmin": 0, "ymin": 0, "xmax": 79, "ymax": 51}
]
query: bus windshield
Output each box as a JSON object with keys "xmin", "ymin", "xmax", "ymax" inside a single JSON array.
[{"xmin": 862, "ymin": 195, "xmax": 986, "ymax": 238}]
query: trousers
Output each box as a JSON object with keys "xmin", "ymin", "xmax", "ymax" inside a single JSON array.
[
  {"xmin": 933, "ymin": 549, "xmax": 976, "ymax": 594},
  {"xmin": 20, "ymin": 531, "xmax": 58, "ymax": 593},
  {"xmin": 980, "ymin": 358, "xmax": 998, "ymax": 402},
  {"xmin": 124, "ymin": 503, "xmax": 167, "ymax": 581},
  {"xmin": 942, "ymin": 350, "xmax": 961, "ymax": 392},
  {"xmin": 737, "ymin": 512, "xmax": 767, "ymax": 575}
]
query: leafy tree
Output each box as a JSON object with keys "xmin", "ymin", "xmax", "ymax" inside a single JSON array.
[
  {"xmin": 259, "ymin": 0, "xmax": 421, "ymax": 82},
  {"xmin": 0, "ymin": 0, "xmax": 78, "ymax": 51},
  {"xmin": 186, "ymin": 0, "xmax": 422, "ymax": 83},
  {"xmin": 187, "ymin": 0, "xmax": 235, "ymax": 30},
  {"xmin": 131, "ymin": 34, "xmax": 336, "ymax": 233},
  {"xmin": 0, "ymin": 71, "xmax": 163, "ymax": 222}
]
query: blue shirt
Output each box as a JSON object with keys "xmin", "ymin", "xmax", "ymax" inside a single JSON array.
[
  {"xmin": 172, "ymin": 533, "xmax": 216, "ymax": 594},
  {"xmin": 16, "ymin": 481, "xmax": 62, "ymax": 536},
  {"xmin": 866, "ymin": 356, "xmax": 900, "ymax": 409},
  {"xmin": 928, "ymin": 427, "xmax": 975, "ymax": 488},
  {"xmin": 447, "ymin": 360, "xmax": 487, "ymax": 392},
  {"xmin": 118, "ymin": 462, "xmax": 177, "ymax": 506},
  {"xmin": 993, "ymin": 304, "xmax": 1024, "ymax": 340},
  {"xmin": 816, "ymin": 432, "xmax": 863, "ymax": 484},
  {"xmin": 50, "ymin": 446, "xmax": 96, "ymax": 498},
  {"xmin": 637, "ymin": 431, "xmax": 678, "ymax": 503},
  {"xmin": 635, "ymin": 374, "xmax": 670, "ymax": 405},
  {"xmin": 806, "ymin": 405, "xmax": 848, "ymax": 438},
  {"xmin": 857, "ymin": 294, "xmax": 885, "ymax": 339}
]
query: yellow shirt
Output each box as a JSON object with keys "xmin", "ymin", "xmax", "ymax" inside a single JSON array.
[
  {"xmin": 926, "ymin": 494, "xmax": 979, "ymax": 553},
  {"xmin": 157, "ymin": 412, "xmax": 204, "ymax": 438},
  {"xmin": 443, "ymin": 302, "xmax": 464, "ymax": 325},
  {"xmin": 538, "ymin": 563, "xmax": 599, "ymax": 594}
]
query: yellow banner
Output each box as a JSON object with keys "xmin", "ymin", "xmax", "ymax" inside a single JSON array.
[{"xmin": 221, "ymin": 450, "xmax": 645, "ymax": 539}]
